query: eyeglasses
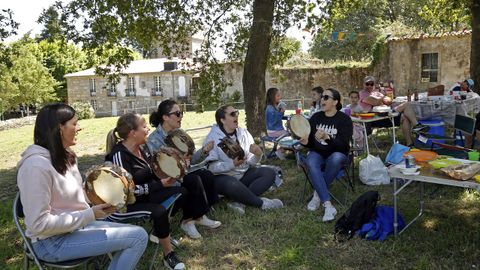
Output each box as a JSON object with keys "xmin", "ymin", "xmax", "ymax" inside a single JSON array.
[
  {"xmin": 365, "ymin": 82, "xmax": 374, "ymax": 86},
  {"xmin": 228, "ymin": 110, "xmax": 239, "ymax": 117},
  {"xmin": 320, "ymin": 95, "xmax": 334, "ymax": 101},
  {"xmin": 168, "ymin": 111, "xmax": 183, "ymax": 117}
]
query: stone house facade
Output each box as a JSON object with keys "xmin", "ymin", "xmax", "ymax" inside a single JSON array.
[
  {"xmin": 377, "ymin": 30, "xmax": 471, "ymax": 95},
  {"xmin": 65, "ymin": 58, "xmax": 195, "ymax": 117}
]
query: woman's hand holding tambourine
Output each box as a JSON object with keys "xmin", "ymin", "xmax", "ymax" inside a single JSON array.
[
  {"xmin": 249, "ymin": 144, "xmax": 263, "ymax": 157},
  {"xmin": 161, "ymin": 177, "xmax": 176, "ymax": 187},
  {"xmin": 92, "ymin": 203, "xmax": 116, "ymax": 219},
  {"xmin": 203, "ymin": 141, "xmax": 214, "ymax": 154},
  {"xmin": 233, "ymin": 157, "xmax": 244, "ymax": 167},
  {"xmin": 299, "ymin": 135, "xmax": 308, "ymax": 145}
]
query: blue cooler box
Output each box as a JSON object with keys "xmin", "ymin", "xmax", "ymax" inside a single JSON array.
[{"xmin": 415, "ymin": 119, "xmax": 445, "ymax": 148}]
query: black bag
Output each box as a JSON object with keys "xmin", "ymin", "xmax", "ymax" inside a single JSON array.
[{"xmin": 334, "ymin": 190, "xmax": 380, "ymax": 241}]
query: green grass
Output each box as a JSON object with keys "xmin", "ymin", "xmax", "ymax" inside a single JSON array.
[{"xmin": 1, "ymin": 112, "xmax": 480, "ymax": 269}]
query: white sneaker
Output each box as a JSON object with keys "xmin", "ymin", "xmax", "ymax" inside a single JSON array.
[
  {"xmin": 149, "ymin": 234, "xmax": 160, "ymax": 244},
  {"xmin": 227, "ymin": 202, "xmax": 246, "ymax": 215},
  {"xmin": 261, "ymin": 197, "xmax": 284, "ymax": 210},
  {"xmin": 307, "ymin": 191, "xmax": 320, "ymax": 211},
  {"xmin": 322, "ymin": 203, "xmax": 337, "ymax": 222},
  {"xmin": 181, "ymin": 221, "xmax": 202, "ymax": 239},
  {"xmin": 195, "ymin": 215, "xmax": 222, "ymax": 229}
]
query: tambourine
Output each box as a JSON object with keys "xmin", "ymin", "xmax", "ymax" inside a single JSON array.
[
  {"xmin": 218, "ymin": 137, "xmax": 245, "ymax": 160},
  {"xmin": 165, "ymin": 129, "xmax": 195, "ymax": 156},
  {"xmin": 84, "ymin": 163, "xmax": 136, "ymax": 212},
  {"xmin": 286, "ymin": 114, "xmax": 311, "ymax": 139},
  {"xmin": 151, "ymin": 147, "xmax": 187, "ymax": 181}
]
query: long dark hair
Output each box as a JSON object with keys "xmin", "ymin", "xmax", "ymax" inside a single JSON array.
[
  {"xmin": 149, "ymin": 99, "xmax": 177, "ymax": 128},
  {"xmin": 312, "ymin": 86, "xmax": 324, "ymax": 95},
  {"xmin": 106, "ymin": 113, "xmax": 142, "ymax": 153},
  {"xmin": 325, "ymin": 88, "xmax": 343, "ymax": 111},
  {"xmin": 34, "ymin": 103, "xmax": 77, "ymax": 175},
  {"xmin": 266, "ymin": 87, "xmax": 279, "ymax": 107}
]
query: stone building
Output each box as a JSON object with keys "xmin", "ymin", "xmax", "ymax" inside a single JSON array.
[
  {"xmin": 378, "ymin": 30, "xmax": 471, "ymax": 95},
  {"xmin": 65, "ymin": 58, "xmax": 196, "ymax": 117},
  {"xmin": 221, "ymin": 30, "xmax": 472, "ymax": 103}
]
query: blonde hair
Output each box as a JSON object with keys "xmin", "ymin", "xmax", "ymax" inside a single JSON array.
[{"xmin": 105, "ymin": 113, "xmax": 142, "ymax": 154}]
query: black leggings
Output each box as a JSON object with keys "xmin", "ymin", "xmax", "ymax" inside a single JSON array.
[
  {"xmin": 186, "ymin": 169, "xmax": 219, "ymax": 207},
  {"xmin": 213, "ymin": 167, "xmax": 276, "ymax": 207},
  {"xmin": 128, "ymin": 185, "xmax": 187, "ymax": 239}
]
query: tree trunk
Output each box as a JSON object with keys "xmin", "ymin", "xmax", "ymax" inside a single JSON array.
[
  {"xmin": 471, "ymin": 0, "xmax": 480, "ymax": 93},
  {"xmin": 242, "ymin": 0, "xmax": 275, "ymax": 137}
]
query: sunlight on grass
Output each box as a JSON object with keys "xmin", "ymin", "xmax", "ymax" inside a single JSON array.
[
  {"xmin": 422, "ymin": 218, "xmax": 439, "ymax": 230},
  {"xmin": 1, "ymin": 111, "xmax": 480, "ymax": 269}
]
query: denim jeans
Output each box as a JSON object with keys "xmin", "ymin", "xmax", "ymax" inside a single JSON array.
[
  {"xmin": 305, "ymin": 151, "xmax": 347, "ymax": 202},
  {"xmin": 32, "ymin": 221, "xmax": 148, "ymax": 270}
]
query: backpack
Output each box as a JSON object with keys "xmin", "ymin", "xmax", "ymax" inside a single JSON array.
[{"xmin": 334, "ymin": 190, "xmax": 380, "ymax": 241}]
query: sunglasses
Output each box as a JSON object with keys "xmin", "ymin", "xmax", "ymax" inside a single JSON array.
[
  {"xmin": 228, "ymin": 110, "xmax": 239, "ymax": 117},
  {"xmin": 320, "ymin": 95, "xmax": 334, "ymax": 101},
  {"xmin": 365, "ymin": 82, "xmax": 374, "ymax": 86},
  {"xmin": 167, "ymin": 111, "xmax": 183, "ymax": 117}
]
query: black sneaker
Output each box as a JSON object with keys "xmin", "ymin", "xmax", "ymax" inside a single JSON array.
[
  {"xmin": 412, "ymin": 124, "xmax": 430, "ymax": 133},
  {"xmin": 163, "ymin": 251, "xmax": 185, "ymax": 270}
]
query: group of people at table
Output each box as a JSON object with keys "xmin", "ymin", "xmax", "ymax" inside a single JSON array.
[{"xmin": 15, "ymin": 75, "xmax": 478, "ymax": 269}]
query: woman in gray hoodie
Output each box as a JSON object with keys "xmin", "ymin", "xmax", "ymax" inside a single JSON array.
[
  {"xmin": 204, "ymin": 105, "xmax": 283, "ymax": 214},
  {"xmin": 17, "ymin": 103, "xmax": 147, "ymax": 269}
]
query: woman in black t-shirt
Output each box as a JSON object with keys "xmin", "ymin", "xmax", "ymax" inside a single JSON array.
[{"xmin": 299, "ymin": 88, "xmax": 353, "ymax": 222}]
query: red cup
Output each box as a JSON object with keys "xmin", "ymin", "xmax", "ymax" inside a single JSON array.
[{"xmin": 295, "ymin": 108, "xmax": 301, "ymax": 114}]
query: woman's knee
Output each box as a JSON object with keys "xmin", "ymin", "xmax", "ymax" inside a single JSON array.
[{"xmin": 329, "ymin": 152, "xmax": 347, "ymax": 165}]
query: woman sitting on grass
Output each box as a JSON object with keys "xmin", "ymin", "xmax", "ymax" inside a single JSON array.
[
  {"xmin": 106, "ymin": 113, "xmax": 190, "ymax": 270},
  {"xmin": 17, "ymin": 103, "xmax": 147, "ymax": 270},
  {"xmin": 265, "ymin": 87, "xmax": 288, "ymax": 159},
  {"xmin": 299, "ymin": 88, "xmax": 353, "ymax": 222},
  {"xmin": 204, "ymin": 105, "xmax": 283, "ymax": 214}
]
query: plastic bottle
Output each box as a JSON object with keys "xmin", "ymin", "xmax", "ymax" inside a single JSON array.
[{"xmin": 296, "ymin": 100, "xmax": 302, "ymax": 114}]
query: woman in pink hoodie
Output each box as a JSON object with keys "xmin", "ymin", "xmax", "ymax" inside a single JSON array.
[{"xmin": 17, "ymin": 103, "xmax": 147, "ymax": 270}]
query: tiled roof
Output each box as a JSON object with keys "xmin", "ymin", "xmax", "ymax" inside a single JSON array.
[
  {"xmin": 65, "ymin": 58, "xmax": 198, "ymax": 77},
  {"xmin": 387, "ymin": 29, "xmax": 471, "ymax": 41}
]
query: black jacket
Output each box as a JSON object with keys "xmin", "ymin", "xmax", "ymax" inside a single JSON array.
[{"xmin": 105, "ymin": 143, "xmax": 164, "ymax": 199}]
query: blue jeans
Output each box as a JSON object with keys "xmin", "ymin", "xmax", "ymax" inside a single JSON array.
[
  {"xmin": 32, "ymin": 221, "xmax": 148, "ymax": 270},
  {"xmin": 305, "ymin": 151, "xmax": 347, "ymax": 202}
]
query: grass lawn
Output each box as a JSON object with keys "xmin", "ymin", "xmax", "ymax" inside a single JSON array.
[{"xmin": 1, "ymin": 110, "xmax": 479, "ymax": 269}]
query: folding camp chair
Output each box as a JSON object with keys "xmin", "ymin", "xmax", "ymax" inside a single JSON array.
[
  {"xmin": 105, "ymin": 193, "xmax": 182, "ymax": 270},
  {"xmin": 13, "ymin": 193, "xmax": 97, "ymax": 270},
  {"xmin": 415, "ymin": 114, "xmax": 476, "ymax": 158},
  {"xmin": 293, "ymin": 144, "xmax": 355, "ymax": 208},
  {"xmin": 260, "ymin": 133, "xmax": 290, "ymax": 159}
]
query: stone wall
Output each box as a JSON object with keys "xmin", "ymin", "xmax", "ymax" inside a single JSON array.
[
  {"xmin": 379, "ymin": 34, "xmax": 471, "ymax": 95},
  {"xmin": 221, "ymin": 33, "xmax": 471, "ymax": 100},
  {"xmin": 67, "ymin": 72, "xmax": 193, "ymax": 116},
  {"xmin": 222, "ymin": 62, "xmax": 371, "ymax": 104}
]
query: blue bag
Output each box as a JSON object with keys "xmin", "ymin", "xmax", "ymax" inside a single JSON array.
[
  {"xmin": 385, "ymin": 143, "xmax": 410, "ymax": 165},
  {"xmin": 358, "ymin": 205, "xmax": 405, "ymax": 241}
]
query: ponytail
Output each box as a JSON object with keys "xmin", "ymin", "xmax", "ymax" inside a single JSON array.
[{"xmin": 105, "ymin": 128, "xmax": 120, "ymax": 154}]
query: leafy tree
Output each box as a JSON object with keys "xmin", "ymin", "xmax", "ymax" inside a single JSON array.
[
  {"xmin": 37, "ymin": 5, "xmax": 67, "ymax": 42},
  {"xmin": 9, "ymin": 39, "xmax": 58, "ymax": 106},
  {"xmin": 0, "ymin": 9, "xmax": 18, "ymax": 41},
  {"xmin": 38, "ymin": 40, "xmax": 88, "ymax": 101},
  {"xmin": 57, "ymin": 0, "xmax": 323, "ymax": 136}
]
